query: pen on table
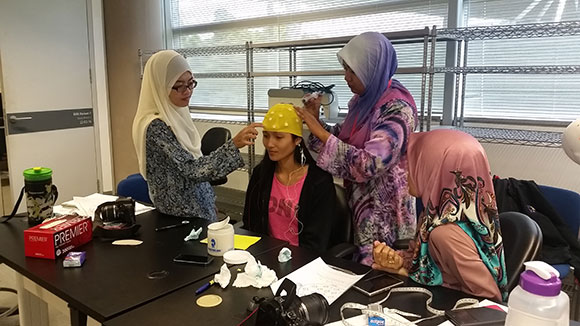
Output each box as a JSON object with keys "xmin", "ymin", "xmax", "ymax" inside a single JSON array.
[
  {"xmin": 195, "ymin": 280, "xmax": 214, "ymax": 295},
  {"xmin": 155, "ymin": 220, "xmax": 190, "ymax": 232}
]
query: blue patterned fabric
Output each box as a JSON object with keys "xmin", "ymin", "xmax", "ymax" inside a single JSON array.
[{"xmin": 145, "ymin": 119, "xmax": 244, "ymax": 220}]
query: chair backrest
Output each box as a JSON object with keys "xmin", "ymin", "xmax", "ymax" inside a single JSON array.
[
  {"xmin": 117, "ymin": 173, "xmax": 152, "ymax": 205},
  {"xmin": 329, "ymin": 183, "xmax": 353, "ymax": 247},
  {"xmin": 201, "ymin": 127, "xmax": 232, "ymax": 156},
  {"xmin": 201, "ymin": 127, "xmax": 232, "ymax": 186},
  {"xmin": 500, "ymin": 211, "xmax": 543, "ymax": 292},
  {"xmin": 538, "ymin": 184, "xmax": 580, "ymax": 238}
]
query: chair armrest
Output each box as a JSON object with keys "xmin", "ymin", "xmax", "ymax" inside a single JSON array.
[{"xmin": 326, "ymin": 242, "xmax": 358, "ymax": 259}]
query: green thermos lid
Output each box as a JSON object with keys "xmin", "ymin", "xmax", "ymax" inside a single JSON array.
[{"xmin": 23, "ymin": 167, "xmax": 53, "ymax": 181}]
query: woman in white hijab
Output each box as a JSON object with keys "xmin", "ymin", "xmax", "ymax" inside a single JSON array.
[{"xmin": 132, "ymin": 50, "xmax": 261, "ymax": 220}]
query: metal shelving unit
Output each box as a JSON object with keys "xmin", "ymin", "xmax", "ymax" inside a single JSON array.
[
  {"xmin": 437, "ymin": 21, "xmax": 580, "ymax": 147},
  {"xmin": 455, "ymin": 127, "xmax": 563, "ymax": 148},
  {"xmin": 244, "ymin": 27, "xmax": 436, "ymax": 132},
  {"xmin": 140, "ymin": 27, "xmax": 437, "ymax": 174},
  {"xmin": 140, "ymin": 22, "xmax": 579, "ymax": 149}
]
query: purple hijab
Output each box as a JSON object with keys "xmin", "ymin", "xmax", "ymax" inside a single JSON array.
[{"xmin": 337, "ymin": 32, "xmax": 416, "ymax": 148}]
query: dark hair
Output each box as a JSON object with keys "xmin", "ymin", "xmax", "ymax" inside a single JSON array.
[
  {"xmin": 255, "ymin": 136, "xmax": 315, "ymax": 189},
  {"xmin": 245, "ymin": 135, "xmax": 316, "ymax": 230}
]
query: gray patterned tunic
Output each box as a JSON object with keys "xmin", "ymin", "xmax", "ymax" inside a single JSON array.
[{"xmin": 145, "ymin": 119, "xmax": 244, "ymax": 220}]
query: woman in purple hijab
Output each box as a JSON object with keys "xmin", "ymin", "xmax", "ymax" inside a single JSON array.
[{"xmin": 296, "ymin": 32, "xmax": 418, "ymax": 265}]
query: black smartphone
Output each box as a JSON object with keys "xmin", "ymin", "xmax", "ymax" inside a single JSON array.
[
  {"xmin": 353, "ymin": 273, "xmax": 403, "ymax": 296},
  {"xmin": 445, "ymin": 307, "xmax": 506, "ymax": 326},
  {"xmin": 173, "ymin": 254, "xmax": 214, "ymax": 265}
]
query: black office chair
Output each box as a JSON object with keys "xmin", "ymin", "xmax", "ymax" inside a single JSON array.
[
  {"xmin": 499, "ymin": 211, "xmax": 543, "ymax": 292},
  {"xmin": 201, "ymin": 127, "xmax": 232, "ymax": 186},
  {"xmin": 326, "ymin": 184, "xmax": 357, "ymax": 258}
]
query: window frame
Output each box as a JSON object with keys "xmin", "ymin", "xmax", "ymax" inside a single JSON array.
[{"xmin": 163, "ymin": 0, "xmax": 579, "ymax": 127}]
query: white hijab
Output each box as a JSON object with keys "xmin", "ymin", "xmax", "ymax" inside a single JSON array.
[{"xmin": 132, "ymin": 50, "xmax": 202, "ymax": 179}]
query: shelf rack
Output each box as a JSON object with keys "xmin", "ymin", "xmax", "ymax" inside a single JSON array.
[
  {"xmin": 455, "ymin": 127, "xmax": 563, "ymax": 148},
  {"xmin": 436, "ymin": 21, "xmax": 580, "ymax": 147},
  {"xmin": 139, "ymin": 22, "xmax": 580, "ymax": 156},
  {"xmin": 141, "ymin": 27, "xmax": 437, "ymax": 174}
]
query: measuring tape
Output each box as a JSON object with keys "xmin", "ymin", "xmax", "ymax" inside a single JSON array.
[{"xmin": 340, "ymin": 286, "xmax": 480, "ymax": 326}]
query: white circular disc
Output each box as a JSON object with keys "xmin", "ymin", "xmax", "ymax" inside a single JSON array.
[{"xmin": 222, "ymin": 250, "xmax": 252, "ymax": 265}]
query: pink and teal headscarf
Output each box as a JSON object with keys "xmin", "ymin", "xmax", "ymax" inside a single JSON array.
[
  {"xmin": 407, "ymin": 129, "xmax": 508, "ymax": 300},
  {"xmin": 337, "ymin": 32, "xmax": 416, "ymax": 148}
]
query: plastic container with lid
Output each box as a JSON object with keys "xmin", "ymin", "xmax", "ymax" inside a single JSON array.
[
  {"xmin": 206, "ymin": 216, "xmax": 234, "ymax": 257},
  {"xmin": 505, "ymin": 261, "xmax": 569, "ymax": 326},
  {"xmin": 22, "ymin": 167, "xmax": 58, "ymax": 226}
]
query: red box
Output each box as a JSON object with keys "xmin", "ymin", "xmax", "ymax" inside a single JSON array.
[{"xmin": 24, "ymin": 215, "xmax": 93, "ymax": 259}]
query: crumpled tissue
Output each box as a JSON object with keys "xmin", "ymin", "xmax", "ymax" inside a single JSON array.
[
  {"xmin": 232, "ymin": 256, "xmax": 278, "ymax": 288},
  {"xmin": 277, "ymin": 247, "xmax": 292, "ymax": 263},
  {"xmin": 183, "ymin": 227, "xmax": 202, "ymax": 241},
  {"xmin": 213, "ymin": 263, "xmax": 231, "ymax": 288}
]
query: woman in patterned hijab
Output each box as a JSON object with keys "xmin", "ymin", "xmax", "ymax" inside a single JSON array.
[
  {"xmin": 373, "ymin": 129, "xmax": 507, "ymax": 301},
  {"xmin": 296, "ymin": 32, "xmax": 418, "ymax": 265}
]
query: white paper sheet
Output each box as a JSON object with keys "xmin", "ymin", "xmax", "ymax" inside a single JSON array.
[
  {"xmin": 270, "ymin": 257, "xmax": 365, "ymax": 305},
  {"xmin": 53, "ymin": 193, "xmax": 155, "ymax": 219}
]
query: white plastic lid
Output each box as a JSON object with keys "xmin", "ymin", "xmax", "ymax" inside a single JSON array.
[
  {"xmin": 223, "ymin": 250, "xmax": 252, "ymax": 265},
  {"xmin": 520, "ymin": 261, "xmax": 562, "ymax": 296},
  {"xmin": 524, "ymin": 261, "xmax": 560, "ymax": 280},
  {"xmin": 208, "ymin": 216, "xmax": 230, "ymax": 231}
]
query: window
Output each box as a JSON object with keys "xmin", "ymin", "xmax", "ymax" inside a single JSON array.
[
  {"xmin": 167, "ymin": 0, "xmax": 448, "ymax": 114},
  {"xmin": 462, "ymin": 0, "xmax": 580, "ymax": 122}
]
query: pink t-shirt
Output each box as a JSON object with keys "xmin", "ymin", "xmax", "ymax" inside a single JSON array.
[{"xmin": 268, "ymin": 172, "xmax": 307, "ymax": 246}]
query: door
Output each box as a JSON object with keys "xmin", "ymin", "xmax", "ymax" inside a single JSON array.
[{"xmin": 0, "ymin": 0, "xmax": 98, "ymax": 212}]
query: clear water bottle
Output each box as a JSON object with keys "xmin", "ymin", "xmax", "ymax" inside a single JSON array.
[{"xmin": 505, "ymin": 261, "xmax": 569, "ymax": 326}]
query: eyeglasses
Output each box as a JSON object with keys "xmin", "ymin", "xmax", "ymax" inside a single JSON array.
[{"xmin": 171, "ymin": 80, "xmax": 198, "ymax": 93}]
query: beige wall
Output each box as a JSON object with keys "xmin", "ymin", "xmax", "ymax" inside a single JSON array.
[
  {"xmin": 484, "ymin": 143, "xmax": 580, "ymax": 193},
  {"xmin": 103, "ymin": 0, "xmax": 164, "ymax": 188},
  {"xmin": 467, "ymin": 124, "xmax": 580, "ymax": 193}
]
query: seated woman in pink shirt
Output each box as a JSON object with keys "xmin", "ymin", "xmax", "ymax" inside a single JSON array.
[
  {"xmin": 373, "ymin": 129, "xmax": 508, "ymax": 301},
  {"xmin": 242, "ymin": 104, "xmax": 336, "ymax": 252}
]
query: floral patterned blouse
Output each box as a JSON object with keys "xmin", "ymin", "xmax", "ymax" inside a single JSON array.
[
  {"xmin": 145, "ymin": 119, "xmax": 244, "ymax": 220},
  {"xmin": 309, "ymin": 99, "xmax": 417, "ymax": 265}
]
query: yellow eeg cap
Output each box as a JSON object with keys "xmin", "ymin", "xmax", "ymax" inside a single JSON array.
[{"xmin": 262, "ymin": 103, "xmax": 303, "ymax": 137}]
